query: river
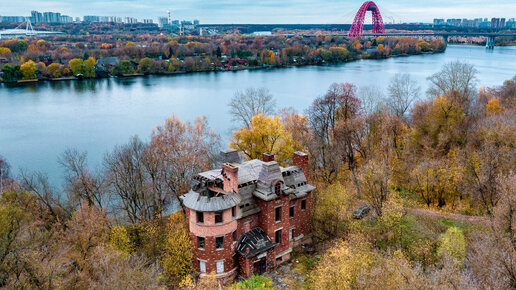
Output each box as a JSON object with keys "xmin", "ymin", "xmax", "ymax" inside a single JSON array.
[{"xmin": 1, "ymin": 45, "xmax": 515, "ymax": 186}]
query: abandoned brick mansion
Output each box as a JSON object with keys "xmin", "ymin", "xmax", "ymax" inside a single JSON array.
[{"xmin": 180, "ymin": 150, "xmax": 315, "ymax": 281}]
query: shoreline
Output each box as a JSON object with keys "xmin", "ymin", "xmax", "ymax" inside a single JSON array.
[{"xmin": 1, "ymin": 49, "xmax": 446, "ymax": 86}]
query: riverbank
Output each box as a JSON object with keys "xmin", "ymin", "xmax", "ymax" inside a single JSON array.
[{"xmin": 0, "ymin": 48, "xmax": 445, "ymax": 85}]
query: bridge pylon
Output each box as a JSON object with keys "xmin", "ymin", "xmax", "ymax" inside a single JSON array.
[{"xmin": 486, "ymin": 36, "xmax": 495, "ymax": 49}]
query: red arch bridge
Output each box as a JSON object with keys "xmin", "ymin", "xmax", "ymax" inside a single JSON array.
[{"xmin": 282, "ymin": 1, "xmax": 515, "ymax": 49}]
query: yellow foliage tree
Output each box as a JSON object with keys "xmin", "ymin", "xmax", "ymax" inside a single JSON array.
[
  {"xmin": 280, "ymin": 108, "xmax": 310, "ymax": 152},
  {"xmin": 20, "ymin": 60, "xmax": 37, "ymax": 80},
  {"xmin": 411, "ymin": 96, "xmax": 464, "ymax": 154},
  {"xmin": 69, "ymin": 58, "xmax": 84, "ymax": 75},
  {"xmin": 0, "ymin": 47, "xmax": 11, "ymax": 56},
  {"xmin": 230, "ymin": 114, "xmax": 294, "ymax": 164},
  {"xmin": 47, "ymin": 63, "xmax": 61, "ymax": 78},
  {"xmin": 310, "ymin": 240, "xmax": 374, "ymax": 289},
  {"xmin": 312, "ymin": 182, "xmax": 356, "ymax": 240},
  {"xmin": 84, "ymin": 57, "xmax": 97, "ymax": 78},
  {"xmin": 109, "ymin": 225, "xmax": 133, "ymax": 254},
  {"xmin": 485, "ymin": 98, "xmax": 505, "ymax": 115},
  {"xmin": 438, "ymin": 226, "xmax": 466, "ymax": 265},
  {"xmin": 162, "ymin": 212, "xmax": 193, "ymax": 286}
]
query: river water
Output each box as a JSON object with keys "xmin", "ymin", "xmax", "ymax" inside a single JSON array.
[{"xmin": 1, "ymin": 45, "xmax": 515, "ymax": 186}]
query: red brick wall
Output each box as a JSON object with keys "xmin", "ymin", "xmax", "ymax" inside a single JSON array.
[
  {"xmin": 293, "ymin": 151, "xmax": 309, "ymax": 181},
  {"xmin": 222, "ymin": 163, "xmax": 238, "ymax": 193},
  {"xmin": 255, "ymin": 194, "xmax": 293, "ymax": 261},
  {"xmin": 289, "ymin": 192, "xmax": 312, "ymax": 238},
  {"xmin": 262, "ymin": 152, "xmax": 275, "ymax": 162},
  {"xmin": 188, "ymin": 207, "xmax": 238, "ymax": 275}
]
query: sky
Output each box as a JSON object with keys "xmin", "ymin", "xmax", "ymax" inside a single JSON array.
[{"xmin": 1, "ymin": 0, "xmax": 515, "ymax": 24}]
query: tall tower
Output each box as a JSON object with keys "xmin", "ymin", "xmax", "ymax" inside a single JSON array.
[{"xmin": 167, "ymin": 10, "xmax": 171, "ymax": 25}]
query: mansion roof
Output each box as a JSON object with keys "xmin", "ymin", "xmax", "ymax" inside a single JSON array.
[{"xmin": 180, "ymin": 156, "xmax": 315, "ymax": 214}]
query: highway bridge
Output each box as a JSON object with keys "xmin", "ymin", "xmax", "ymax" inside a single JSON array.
[{"xmin": 0, "ymin": 21, "xmax": 62, "ymax": 39}]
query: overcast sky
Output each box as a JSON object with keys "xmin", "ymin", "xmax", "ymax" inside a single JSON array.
[{"xmin": 1, "ymin": 0, "xmax": 515, "ymax": 24}]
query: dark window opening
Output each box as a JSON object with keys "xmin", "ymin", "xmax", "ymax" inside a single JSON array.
[
  {"xmin": 198, "ymin": 236, "xmax": 205, "ymax": 249},
  {"xmin": 196, "ymin": 211, "xmax": 204, "ymax": 223},
  {"xmin": 301, "ymin": 199, "xmax": 306, "ymax": 210},
  {"xmin": 275, "ymin": 229, "xmax": 282, "ymax": 244},
  {"xmin": 275, "ymin": 206, "xmax": 282, "ymax": 222},
  {"xmin": 215, "ymin": 211, "xmax": 223, "ymax": 223},
  {"xmin": 232, "ymin": 206, "xmax": 236, "ymax": 217},
  {"xmin": 232, "ymin": 230, "xmax": 237, "ymax": 241},
  {"xmin": 289, "ymin": 206, "xmax": 294, "ymax": 218},
  {"xmin": 274, "ymin": 182, "xmax": 282, "ymax": 195},
  {"xmin": 216, "ymin": 236, "xmax": 224, "ymax": 249}
]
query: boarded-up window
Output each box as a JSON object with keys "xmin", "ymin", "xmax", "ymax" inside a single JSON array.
[
  {"xmin": 216, "ymin": 260, "xmax": 224, "ymax": 274},
  {"xmin": 200, "ymin": 260, "xmax": 206, "ymax": 273}
]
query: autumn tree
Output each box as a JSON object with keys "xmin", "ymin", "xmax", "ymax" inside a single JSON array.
[
  {"xmin": 311, "ymin": 182, "xmax": 356, "ymax": 240},
  {"xmin": 46, "ymin": 63, "xmax": 61, "ymax": 78},
  {"xmin": 138, "ymin": 57, "xmax": 157, "ymax": 74},
  {"xmin": 359, "ymin": 158, "xmax": 390, "ymax": 216},
  {"xmin": 280, "ymin": 107, "xmax": 310, "ymax": 152},
  {"xmin": 83, "ymin": 56, "xmax": 96, "ymax": 78},
  {"xmin": 69, "ymin": 58, "xmax": 84, "ymax": 75},
  {"xmin": 230, "ymin": 114, "xmax": 294, "ymax": 164},
  {"xmin": 469, "ymin": 174, "xmax": 516, "ymax": 289},
  {"xmin": 410, "ymin": 96, "xmax": 465, "ymax": 156},
  {"xmin": 306, "ymin": 83, "xmax": 362, "ymax": 184},
  {"xmin": 358, "ymin": 85, "xmax": 384, "ymax": 114},
  {"xmin": 105, "ymin": 137, "xmax": 164, "ymax": 223},
  {"xmin": 149, "ymin": 115, "xmax": 221, "ymax": 198},
  {"xmin": 59, "ymin": 149, "xmax": 106, "ymax": 208},
  {"xmin": 0, "ymin": 47, "xmax": 11, "ymax": 56},
  {"xmin": 20, "ymin": 60, "xmax": 37, "ymax": 80},
  {"xmin": 409, "ymin": 156, "xmax": 461, "ymax": 208},
  {"xmin": 162, "ymin": 212, "xmax": 193, "ymax": 286},
  {"xmin": 463, "ymin": 111, "xmax": 516, "ymax": 214},
  {"xmin": 427, "ymin": 61, "xmax": 478, "ymax": 110},
  {"xmin": 387, "ymin": 73, "xmax": 421, "ymax": 118},
  {"xmin": 228, "ymin": 87, "xmax": 276, "ymax": 129},
  {"xmin": 331, "ymin": 83, "xmax": 366, "ymax": 196}
]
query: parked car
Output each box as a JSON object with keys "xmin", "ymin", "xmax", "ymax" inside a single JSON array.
[{"xmin": 353, "ymin": 204, "xmax": 371, "ymax": 219}]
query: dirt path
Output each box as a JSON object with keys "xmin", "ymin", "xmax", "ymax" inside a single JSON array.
[{"xmin": 406, "ymin": 207, "xmax": 489, "ymax": 227}]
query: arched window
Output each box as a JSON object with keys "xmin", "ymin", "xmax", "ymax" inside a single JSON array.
[{"xmin": 274, "ymin": 181, "xmax": 282, "ymax": 195}]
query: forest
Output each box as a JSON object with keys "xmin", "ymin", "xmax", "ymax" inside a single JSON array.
[
  {"xmin": 0, "ymin": 61, "xmax": 515, "ymax": 289},
  {"xmin": 0, "ymin": 34, "xmax": 445, "ymax": 81}
]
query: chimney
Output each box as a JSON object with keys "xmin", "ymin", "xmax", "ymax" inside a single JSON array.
[
  {"xmin": 293, "ymin": 151, "xmax": 309, "ymax": 181},
  {"xmin": 220, "ymin": 149, "xmax": 241, "ymax": 164},
  {"xmin": 222, "ymin": 163, "xmax": 239, "ymax": 193},
  {"xmin": 262, "ymin": 152, "xmax": 275, "ymax": 162}
]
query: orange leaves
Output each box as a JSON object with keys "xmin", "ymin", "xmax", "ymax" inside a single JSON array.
[{"xmin": 149, "ymin": 114, "xmax": 220, "ymax": 196}]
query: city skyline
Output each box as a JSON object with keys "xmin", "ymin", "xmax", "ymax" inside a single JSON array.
[{"xmin": 0, "ymin": 0, "xmax": 515, "ymax": 24}]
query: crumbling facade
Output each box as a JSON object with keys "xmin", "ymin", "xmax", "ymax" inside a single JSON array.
[{"xmin": 180, "ymin": 150, "xmax": 314, "ymax": 281}]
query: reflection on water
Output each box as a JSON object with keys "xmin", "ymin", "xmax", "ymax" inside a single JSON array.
[{"xmin": 0, "ymin": 45, "xmax": 515, "ymax": 186}]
